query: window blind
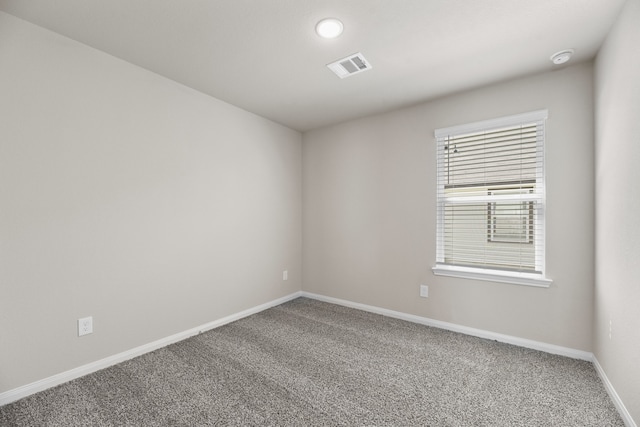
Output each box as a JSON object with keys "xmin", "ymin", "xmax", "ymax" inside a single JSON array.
[{"xmin": 435, "ymin": 110, "xmax": 547, "ymax": 276}]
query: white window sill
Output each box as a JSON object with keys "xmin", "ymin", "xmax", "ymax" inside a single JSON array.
[{"xmin": 432, "ymin": 265, "xmax": 552, "ymax": 288}]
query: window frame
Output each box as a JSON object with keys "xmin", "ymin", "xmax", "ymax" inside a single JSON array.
[{"xmin": 432, "ymin": 110, "xmax": 552, "ymax": 287}]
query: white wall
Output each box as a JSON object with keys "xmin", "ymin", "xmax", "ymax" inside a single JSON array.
[
  {"xmin": 303, "ymin": 63, "xmax": 595, "ymax": 351},
  {"xmin": 0, "ymin": 11, "xmax": 301, "ymax": 394},
  {"xmin": 594, "ymin": 0, "xmax": 640, "ymax": 422}
]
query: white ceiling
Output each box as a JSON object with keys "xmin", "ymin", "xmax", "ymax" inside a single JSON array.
[{"xmin": 0, "ymin": 0, "xmax": 627, "ymax": 132}]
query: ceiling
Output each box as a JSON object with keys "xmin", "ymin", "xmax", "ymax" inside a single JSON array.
[{"xmin": 0, "ymin": 0, "xmax": 627, "ymax": 132}]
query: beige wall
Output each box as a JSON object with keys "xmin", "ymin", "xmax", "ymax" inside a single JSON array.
[
  {"xmin": 594, "ymin": 0, "xmax": 640, "ymax": 422},
  {"xmin": 303, "ymin": 62, "xmax": 595, "ymax": 351},
  {"xmin": 0, "ymin": 12, "xmax": 302, "ymax": 394}
]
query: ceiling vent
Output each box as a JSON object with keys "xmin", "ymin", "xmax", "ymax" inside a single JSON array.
[{"xmin": 327, "ymin": 52, "xmax": 372, "ymax": 79}]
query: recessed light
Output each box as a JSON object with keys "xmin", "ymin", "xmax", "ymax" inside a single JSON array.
[
  {"xmin": 316, "ymin": 18, "xmax": 343, "ymax": 39},
  {"xmin": 550, "ymin": 49, "xmax": 574, "ymax": 65}
]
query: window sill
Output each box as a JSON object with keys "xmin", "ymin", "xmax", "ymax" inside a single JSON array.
[{"xmin": 432, "ymin": 265, "xmax": 552, "ymax": 288}]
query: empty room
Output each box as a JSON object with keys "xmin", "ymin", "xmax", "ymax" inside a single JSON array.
[{"xmin": 1, "ymin": 0, "xmax": 638, "ymax": 425}]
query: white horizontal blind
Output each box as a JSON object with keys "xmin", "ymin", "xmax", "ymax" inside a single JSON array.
[{"xmin": 435, "ymin": 111, "xmax": 547, "ymax": 275}]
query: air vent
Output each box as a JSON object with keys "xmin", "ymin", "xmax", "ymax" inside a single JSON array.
[{"xmin": 327, "ymin": 52, "xmax": 372, "ymax": 79}]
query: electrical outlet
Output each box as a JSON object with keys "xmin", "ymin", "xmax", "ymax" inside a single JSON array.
[
  {"xmin": 420, "ymin": 285, "xmax": 429, "ymax": 298},
  {"xmin": 78, "ymin": 316, "xmax": 93, "ymax": 337},
  {"xmin": 283, "ymin": 270, "xmax": 288, "ymax": 281}
]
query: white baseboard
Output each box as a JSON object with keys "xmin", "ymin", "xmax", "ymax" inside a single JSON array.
[
  {"xmin": 301, "ymin": 291, "xmax": 593, "ymax": 361},
  {"xmin": 593, "ymin": 356, "xmax": 637, "ymax": 427},
  {"xmin": 301, "ymin": 292, "xmax": 640, "ymax": 425},
  {"xmin": 4, "ymin": 290, "xmax": 634, "ymax": 427},
  {"xmin": 0, "ymin": 291, "xmax": 302, "ymax": 407}
]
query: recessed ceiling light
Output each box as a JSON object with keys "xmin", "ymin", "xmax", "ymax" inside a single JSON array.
[
  {"xmin": 550, "ymin": 49, "xmax": 575, "ymax": 65},
  {"xmin": 316, "ymin": 18, "xmax": 343, "ymax": 39}
]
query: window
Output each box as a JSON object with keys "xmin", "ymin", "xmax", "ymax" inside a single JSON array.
[{"xmin": 432, "ymin": 110, "xmax": 551, "ymax": 287}]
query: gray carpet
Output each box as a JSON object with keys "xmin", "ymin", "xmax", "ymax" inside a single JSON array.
[{"xmin": 0, "ymin": 297, "xmax": 624, "ymax": 426}]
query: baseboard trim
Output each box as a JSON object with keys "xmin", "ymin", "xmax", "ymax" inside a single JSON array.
[
  {"xmin": 311, "ymin": 291, "xmax": 637, "ymax": 424},
  {"xmin": 0, "ymin": 291, "xmax": 302, "ymax": 407},
  {"xmin": 593, "ymin": 356, "xmax": 637, "ymax": 427},
  {"xmin": 301, "ymin": 291, "xmax": 593, "ymax": 361},
  {"xmin": 5, "ymin": 291, "xmax": 634, "ymax": 427}
]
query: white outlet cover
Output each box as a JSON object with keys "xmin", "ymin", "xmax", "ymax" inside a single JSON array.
[
  {"xmin": 420, "ymin": 285, "xmax": 429, "ymax": 298},
  {"xmin": 78, "ymin": 316, "xmax": 93, "ymax": 336},
  {"xmin": 283, "ymin": 270, "xmax": 288, "ymax": 281}
]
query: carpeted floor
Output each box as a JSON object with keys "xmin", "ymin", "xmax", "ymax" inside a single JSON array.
[{"xmin": 0, "ymin": 297, "xmax": 624, "ymax": 426}]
